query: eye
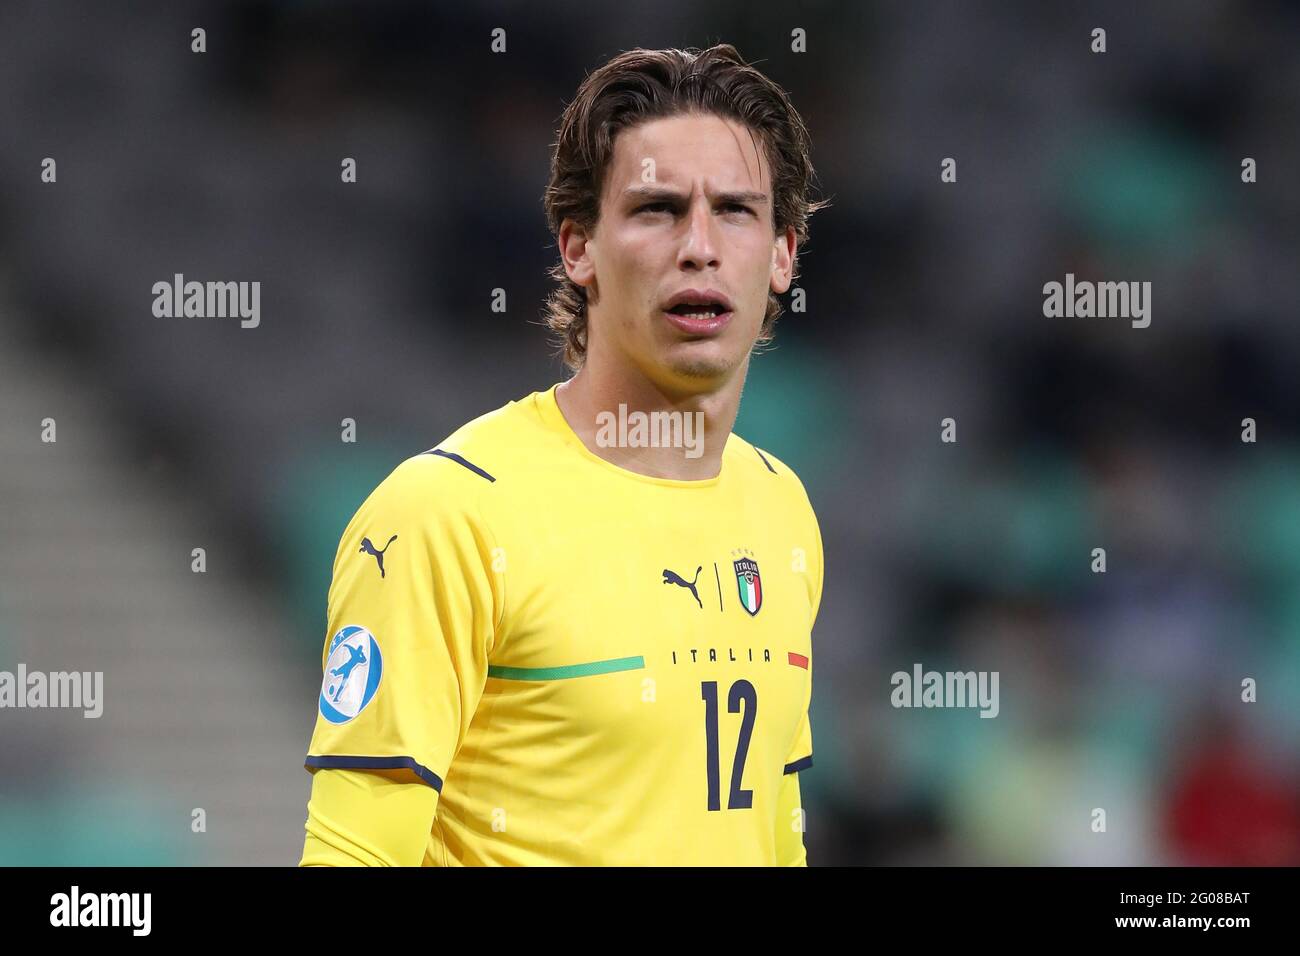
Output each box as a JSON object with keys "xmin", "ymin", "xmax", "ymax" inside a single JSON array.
[
  {"xmin": 636, "ymin": 202, "xmax": 673, "ymax": 215},
  {"xmin": 722, "ymin": 203, "xmax": 754, "ymax": 216}
]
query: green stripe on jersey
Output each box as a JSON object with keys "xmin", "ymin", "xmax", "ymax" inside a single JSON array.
[{"xmin": 487, "ymin": 656, "xmax": 645, "ymax": 681}]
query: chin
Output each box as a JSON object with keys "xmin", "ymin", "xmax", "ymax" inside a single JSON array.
[{"xmin": 659, "ymin": 341, "xmax": 743, "ymax": 384}]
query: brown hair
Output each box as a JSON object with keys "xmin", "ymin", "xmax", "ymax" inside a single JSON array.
[{"xmin": 542, "ymin": 44, "xmax": 829, "ymax": 371}]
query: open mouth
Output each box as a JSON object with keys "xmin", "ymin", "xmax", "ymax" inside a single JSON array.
[
  {"xmin": 661, "ymin": 304, "xmax": 734, "ymax": 337},
  {"xmin": 666, "ymin": 303, "xmax": 729, "ymax": 320},
  {"xmin": 661, "ymin": 290, "xmax": 735, "ymax": 335}
]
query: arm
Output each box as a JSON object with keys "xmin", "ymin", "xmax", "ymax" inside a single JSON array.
[
  {"xmin": 301, "ymin": 768, "xmax": 438, "ymax": 867},
  {"xmin": 774, "ymin": 766, "xmax": 808, "ymax": 867},
  {"xmin": 775, "ymin": 492, "xmax": 821, "ymax": 867},
  {"xmin": 775, "ymin": 704, "xmax": 813, "ymax": 867},
  {"xmin": 298, "ymin": 453, "xmax": 503, "ymax": 866}
]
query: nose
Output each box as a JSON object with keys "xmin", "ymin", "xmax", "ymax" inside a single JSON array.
[{"xmin": 677, "ymin": 198, "xmax": 720, "ymax": 271}]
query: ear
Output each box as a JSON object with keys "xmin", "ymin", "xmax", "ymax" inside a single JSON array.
[
  {"xmin": 559, "ymin": 218, "xmax": 597, "ymax": 288},
  {"xmin": 769, "ymin": 225, "xmax": 797, "ymax": 295}
]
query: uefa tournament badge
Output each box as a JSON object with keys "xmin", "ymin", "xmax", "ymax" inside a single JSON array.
[
  {"xmin": 319, "ymin": 624, "xmax": 384, "ymax": 724},
  {"xmin": 733, "ymin": 552, "xmax": 762, "ymax": 616}
]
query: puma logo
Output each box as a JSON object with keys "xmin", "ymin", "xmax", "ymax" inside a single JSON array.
[
  {"xmin": 359, "ymin": 534, "xmax": 398, "ymax": 578},
  {"xmin": 663, "ymin": 566, "xmax": 702, "ymax": 609}
]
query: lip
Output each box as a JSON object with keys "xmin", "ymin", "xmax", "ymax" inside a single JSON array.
[
  {"xmin": 661, "ymin": 288, "xmax": 735, "ymax": 337},
  {"xmin": 662, "ymin": 308, "xmax": 734, "ymax": 336}
]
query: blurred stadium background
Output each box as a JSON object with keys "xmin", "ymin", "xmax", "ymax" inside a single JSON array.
[{"xmin": 1, "ymin": 0, "xmax": 1297, "ymax": 865}]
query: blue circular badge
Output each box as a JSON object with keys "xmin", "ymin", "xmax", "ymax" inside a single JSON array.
[{"xmin": 319, "ymin": 624, "xmax": 383, "ymax": 724}]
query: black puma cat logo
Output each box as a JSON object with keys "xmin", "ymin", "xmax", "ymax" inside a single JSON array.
[
  {"xmin": 663, "ymin": 566, "xmax": 702, "ymax": 609},
  {"xmin": 360, "ymin": 534, "xmax": 398, "ymax": 578}
]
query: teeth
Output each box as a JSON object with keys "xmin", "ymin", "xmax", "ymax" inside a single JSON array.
[{"xmin": 673, "ymin": 305, "xmax": 724, "ymax": 318}]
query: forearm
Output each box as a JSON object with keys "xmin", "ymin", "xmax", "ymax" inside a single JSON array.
[
  {"xmin": 774, "ymin": 769, "xmax": 808, "ymax": 866},
  {"xmin": 299, "ymin": 767, "xmax": 439, "ymax": 867}
]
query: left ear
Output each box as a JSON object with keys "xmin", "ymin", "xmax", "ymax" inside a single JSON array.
[{"xmin": 769, "ymin": 225, "xmax": 797, "ymax": 295}]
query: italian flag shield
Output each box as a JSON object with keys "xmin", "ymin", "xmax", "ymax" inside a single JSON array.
[{"xmin": 734, "ymin": 557, "xmax": 762, "ymax": 616}]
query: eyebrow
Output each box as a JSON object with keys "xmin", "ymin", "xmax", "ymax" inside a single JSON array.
[{"xmin": 620, "ymin": 185, "xmax": 770, "ymax": 206}]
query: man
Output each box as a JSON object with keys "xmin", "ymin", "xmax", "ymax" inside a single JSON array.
[{"xmin": 300, "ymin": 43, "xmax": 827, "ymax": 866}]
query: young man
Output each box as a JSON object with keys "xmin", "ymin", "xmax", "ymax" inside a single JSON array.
[{"xmin": 300, "ymin": 43, "xmax": 827, "ymax": 866}]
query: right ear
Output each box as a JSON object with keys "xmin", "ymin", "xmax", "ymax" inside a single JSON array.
[{"xmin": 558, "ymin": 218, "xmax": 596, "ymax": 288}]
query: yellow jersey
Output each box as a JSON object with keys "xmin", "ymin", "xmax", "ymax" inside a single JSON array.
[{"xmin": 302, "ymin": 383, "xmax": 823, "ymax": 865}]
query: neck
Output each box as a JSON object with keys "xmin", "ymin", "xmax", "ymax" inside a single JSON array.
[{"xmin": 555, "ymin": 355, "xmax": 748, "ymax": 481}]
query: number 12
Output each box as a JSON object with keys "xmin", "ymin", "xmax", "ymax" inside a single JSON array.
[{"xmin": 701, "ymin": 679, "xmax": 756, "ymax": 811}]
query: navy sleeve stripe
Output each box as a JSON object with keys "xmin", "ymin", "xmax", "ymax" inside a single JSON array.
[
  {"xmin": 424, "ymin": 448, "xmax": 496, "ymax": 483},
  {"xmin": 754, "ymin": 447, "xmax": 778, "ymax": 474},
  {"xmin": 305, "ymin": 754, "xmax": 444, "ymax": 792},
  {"xmin": 783, "ymin": 754, "xmax": 813, "ymax": 775}
]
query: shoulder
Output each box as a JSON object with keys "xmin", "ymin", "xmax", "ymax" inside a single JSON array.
[
  {"xmin": 727, "ymin": 433, "xmax": 825, "ymax": 612},
  {"xmin": 421, "ymin": 388, "xmax": 561, "ymax": 487},
  {"xmin": 358, "ymin": 393, "xmax": 545, "ymax": 523},
  {"xmin": 725, "ymin": 432, "xmax": 819, "ymax": 518}
]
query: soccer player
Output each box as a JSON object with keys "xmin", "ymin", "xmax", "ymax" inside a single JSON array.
[{"xmin": 300, "ymin": 43, "xmax": 827, "ymax": 866}]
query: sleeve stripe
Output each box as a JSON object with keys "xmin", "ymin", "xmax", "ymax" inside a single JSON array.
[
  {"xmin": 783, "ymin": 754, "xmax": 813, "ymax": 775},
  {"xmin": 305, "ymin": 755, "xmax": 444, "ymax": 792},
  {"xmin": 425, "ymin": 448, "xmax": 496, "ymax": 483}
]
